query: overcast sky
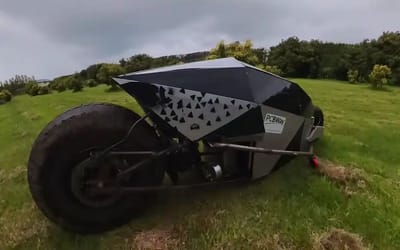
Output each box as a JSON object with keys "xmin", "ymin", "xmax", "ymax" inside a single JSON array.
[{"xmin": 0, "ymin": 0, "xmax": 399, "ymax": 81}]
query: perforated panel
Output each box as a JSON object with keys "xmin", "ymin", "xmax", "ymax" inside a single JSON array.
[{"xmin": 150, "ymin": 83, "xmax": 257, "ymax": 141}]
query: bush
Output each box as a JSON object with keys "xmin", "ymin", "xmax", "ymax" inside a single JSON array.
[
  {"xmin": 263, "ymin": 65, "xmax": 283, "ymax": 76},
  {"xmin": 56, "ymin": 82, "xmax": 67, "ymax": 92},
  {"xmin": 49, "ymin": 81, "xmax": 59, "ymax": 91},
  {"xmin": 0, "ymin": 90, "xmax": 12, "ymax": 104},
  {"xmin": 369, "ymin": 64, "xmax": 392, "ymax": 89},
  {"xmin": 347, "ymin": 69, "xmax": 359, "ymax": 84},
  {"xmin": 38, "ymin": 86, "xmax": 49, "ymax": 95},
  {"xmin": 50, "ymin": 75, "xmax": 73, "ymax": 92},
  {"xmin": 26, "ymin": 83, "xmax": 40, "ymax": 96},
  {"xmin": 104, "ymin": 84, "xmax": 121, "ymax": 92},
  {"xmin": 0, "ymin": 92, "xmax": 7, "ymax": 104},
  {"xmin": 2, "ymin": 90, "xmax": 12, "ymax": 102},
  {"xmin": 85, "ymin": 79, "xmax": 98, "ymax": 87},
  {"xmin": 96, "ymin": 63, "xmax": 124, "ymax": 91},
  {"xmin": 69, "ymin": 78, "xmax": 83, "ymax": 92},
  {"xmin": 25, "ymin": 83, "xmax": 51, "ymax": 96}
]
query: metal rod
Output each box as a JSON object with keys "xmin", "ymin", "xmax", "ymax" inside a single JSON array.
[
  {"xmin": 116, "ymin": 143, "xmax": 182, "ymax": 179},
  {"xmin": 89, "ymin": 178, "xmax": 250, "ymax": 194},
  {"xmin": 109, "ymin": 151, "xmax": 155, "ymax": 155},
  {"xmin": 210, "ymin": 142, "xmax": 313, "ymax": 156},
  {"xmin": 84, "ymin": 113, "xmax": 151, "ymax": 168}
]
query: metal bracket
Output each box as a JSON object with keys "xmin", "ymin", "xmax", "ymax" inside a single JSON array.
[{"xmin": 306, "ymin": 126, "xmax": 324, "ymax": 142}]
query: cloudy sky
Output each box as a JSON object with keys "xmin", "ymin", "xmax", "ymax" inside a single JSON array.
[{"xmin": 0, "ymin": 0, "xmax": 399, "ymax": 81}]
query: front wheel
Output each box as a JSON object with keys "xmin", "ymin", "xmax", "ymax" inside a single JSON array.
[
  {"xmin": 313, "ymin": 106, "xmax": 324, "ymax": 126},
  {"xmin": 28, "ymin": 103, "xmax": 165, "ymax": 233}
]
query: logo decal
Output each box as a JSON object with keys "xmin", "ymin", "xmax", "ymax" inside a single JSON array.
[{"xmin": 264, "ymin": 113, "xmax": 286, "ymax": 134}]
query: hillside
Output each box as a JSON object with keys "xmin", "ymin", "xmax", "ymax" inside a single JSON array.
[{"xmin": 0, "ymin": 80, "xmax": 400, "ymax": 249}]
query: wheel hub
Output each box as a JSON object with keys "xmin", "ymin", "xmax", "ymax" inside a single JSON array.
[{"xmin": 71, "ymin": 156, "xmax": 129, "ymax": 208}]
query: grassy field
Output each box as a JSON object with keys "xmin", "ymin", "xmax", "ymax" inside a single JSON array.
[{"xmin": 0, "ymin": 80, "xmax": 399, "ymax": 249}]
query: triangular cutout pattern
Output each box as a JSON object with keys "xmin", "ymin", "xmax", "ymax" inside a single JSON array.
[{"xmin": 150, "ymin": 83, "xmax": 257, "ymax": 141}]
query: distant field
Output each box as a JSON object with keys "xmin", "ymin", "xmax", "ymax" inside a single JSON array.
[{"xmin": 0, "ymin": 80, "xmax": 399, "ymax": 249}]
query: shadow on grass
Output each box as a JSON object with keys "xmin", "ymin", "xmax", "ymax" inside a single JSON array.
[
  {"xmin": 364, "ymin": 85, "xmax": 393, "ymax": 92},
  {"xmin": 123, "ymin": 158, "xmax": 315, "ymax": 230},
  {"xmin": 35, "ymin": 158, "xmax": 316, "ymax": 249},
  {"xmin": 43, "ymin": 227, "xmax": 102, "ymax": 250}
]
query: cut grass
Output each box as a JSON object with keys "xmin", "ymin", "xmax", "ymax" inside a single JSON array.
[
  {"xmin": 312, "ymin": 228, "xmax": 369, "ymax": 250},
  {"xmin": 0, "ymin": 81, "xmax": 399, "ymax": 249},
  {"xmin": 317, "ymin": 159, "xmax": 367, "ymax": 197},
  {"xmin": 132, "ymin": 228, "xmax": 181, "ymax": 250}
]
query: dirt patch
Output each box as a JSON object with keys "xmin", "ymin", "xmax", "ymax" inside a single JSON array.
[
  {"xmin": 254, "ymin": 233, "xmax": 294, "ymax": 250},
  {"xmin": 0, "ymin": 166, "xmax": 26, "ymax": 184},
  {"xmin": 22, "ymin": 111, "xmax": 41, "ymax": 121},
  {"xmin": 0, "ymin": 203, "xmax": 48, "ymax": 249},
  {"xmin": 318, "ymin": 160, "xmax": 367, "ymax": 196},
  {"xmin": 313, "ymin": 228, "xmax": 369, "ymax": 250},
  {"xmin": 132, "ymin": 228, "xmax": 182, "ymax": 250}
]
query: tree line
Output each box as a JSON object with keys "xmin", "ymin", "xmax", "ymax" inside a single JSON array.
[
  {"xmin": 49, "ymin": 51, "xmax": 209, "ymax": 92},
  {"xmin": 0, "ymin": 31, "xmax": 399, "ymax": 104},
  {"xmin": 49, "ymin": 30, "xmax": 400, "ymax": 88},
  {"xmin": 207, "ymin": 32, "xmax": 399, "ymax": 86},
  {"xmin": 267, "ymin": 32, "xmax": 400, "ymax": 85}
]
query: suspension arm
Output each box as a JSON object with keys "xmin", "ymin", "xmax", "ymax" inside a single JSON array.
[
  {"xmin": 116, "ymin": 142, "xmax": 184, "ymax": 180},
  {"xmin": 209, "ymin": 142, "xmax": 314, "ymax": 156}
]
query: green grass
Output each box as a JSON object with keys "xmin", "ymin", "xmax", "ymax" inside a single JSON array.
[{"xmin": 0, "ymin": 81, "xmax": 400, "ymax": 249}]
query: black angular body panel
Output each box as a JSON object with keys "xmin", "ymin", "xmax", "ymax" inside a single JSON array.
[
  {"xmin": 119, "ymin": 68, "xmax": 254, "ymax": 102},
  {"xmin": 114, "ymin": 58, "xmax": 315, "ymax": 142}
]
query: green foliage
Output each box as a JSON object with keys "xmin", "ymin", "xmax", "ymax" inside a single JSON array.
[
  {"xmin": 122, "ymin": 54, "xmax": 153, "ymax": 72},
  {"xmin": 5, "ymin": 32, "xmax": 400, "ymax": 95},
  {"xmin": 207, "ymin": 41, "xmax": 227, "ymax": 59},
  {"xmin": 37, "ymin": 86, "xmax": 49, "ymax": 95},
  {"xmin": 25, "ymin": 81, "xmax": 51, "ymax": 96},
  {"xmin": 207, "ymin": 40, "xmax": 260, "ymax": 65},
  {"xmin": 2, "ymin": 90, "xmax": 12, "ymax": 102},
  {"xmin": 96, "ymin": 64, "xmax": 124, "ymax": 90},
  {"xmin": 347, "ymin": 69, "xmax": 359, "ymax": 83},
  {"xmin": 50, "ymin": 80, "xmax": 67, "ymax": 92},
  {"xmin": 266, "ymin": 32, "xmax": 400, "ymax": 85},
  {"xmin": 267, "ymin": 37, "xmax": 320, "ymax": 78},
  {"xmin": 151, "ymin": 55, "xmax": 181, "ymax": 68},
  {"xmin": 0, "ymin": 75, "xmax": 36, "ymax": 95},
  {"xmin": 50, "ymin": 75, "xmax": 72, "ymax": 92},
  {"xmin": 119, "ymin": 54, "xmax": 189, "ymax": 74},
  {"xmin": 52, "ymin": 74, "xmax": 84, "ymax": 93},
  {"xmin": 369, "ymin": 64, "xmax": 392, "ymax": 89},
  {"xmin": 68, "ymin": 77, "xmax": 83, "ymax": 92},
  {"xmin": 85, "ymin": 64, "xmax": 103, "ymax": 81},
  {"xmin": 0, "ymin": 90, "xmax": 12, "ymax": 104},
  {"xmin": 25, "ymin": 82, "xmax": 40, "ymax": 96},
  {"xmin": 178, "ymin": 51, "xmax": 209, "ymax": 63},
  {"xmin": 55, "ymin": 82, "xmax": 67, "ymax": 92},
  {"xmin": 253, "ymin": 48, "xmax": 268, "ymax": 65},
  {"xmin": 263, "ymin": 65, "xmax": 283, "ymax": 76},
  {"xmin": 371, "ymin": 32, "xmax": 400, "ymax": 85},
  {"xmin": 79, "ymin": 69, "xmax": 87, "ymax": 79},
  {"xmin": 85, "ymin": 79, "xmax": 98, "ymax": 88}
]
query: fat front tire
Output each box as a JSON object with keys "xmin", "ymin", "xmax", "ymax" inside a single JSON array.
[{"xmin": 28, "ymin": 103, "xmax": 165, "ymax": 233}]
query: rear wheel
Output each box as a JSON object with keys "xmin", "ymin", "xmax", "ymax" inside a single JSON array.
[{"xmin": 28, "ymin": 103, "xmax": 165, "ymax": 233}]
